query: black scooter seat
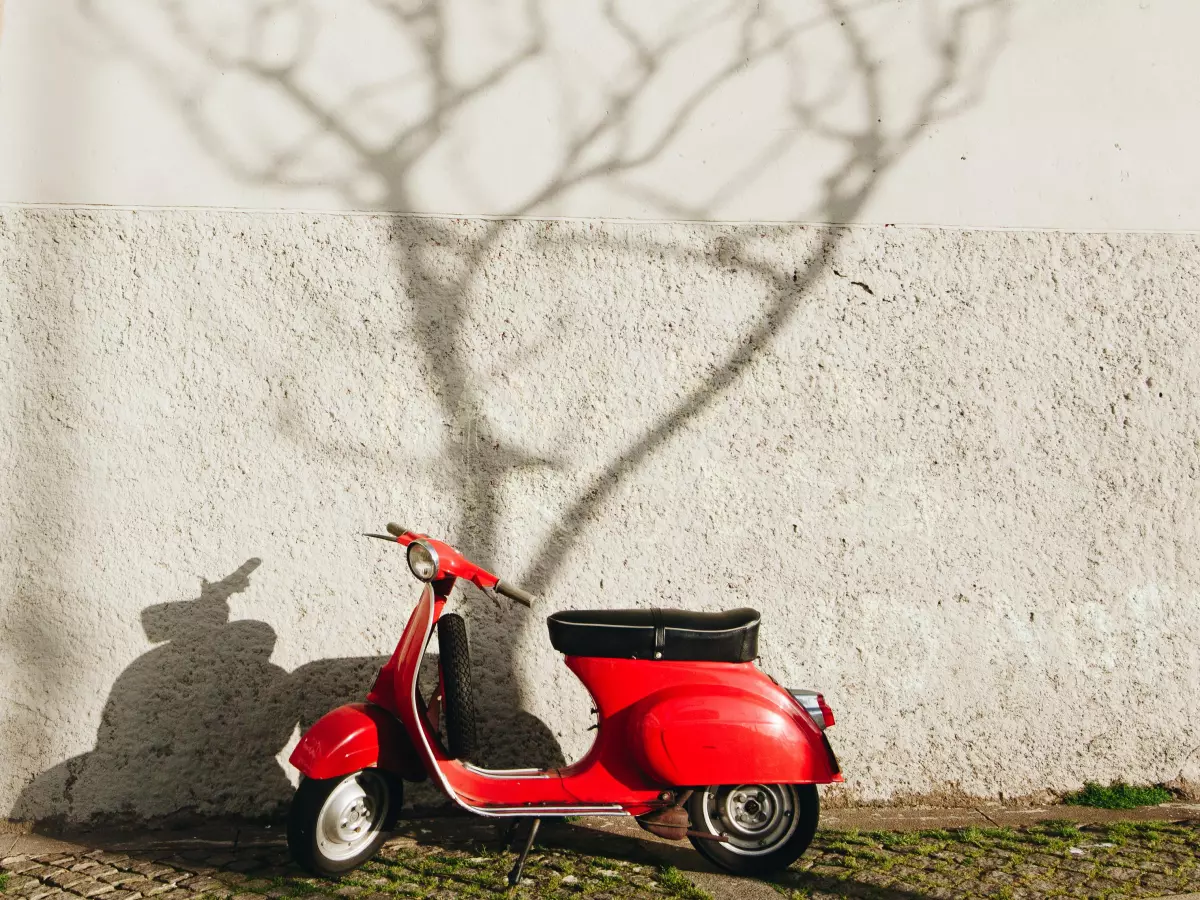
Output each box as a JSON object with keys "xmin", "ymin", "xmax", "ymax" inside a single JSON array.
[{"xmin": 546, "ymin": 607, "xmax": 759, "ymax": 663}]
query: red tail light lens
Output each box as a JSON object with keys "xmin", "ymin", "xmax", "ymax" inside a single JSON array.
[{"xmin": 817, "ymin": 694, "xmax": 835, "ymax": 728}]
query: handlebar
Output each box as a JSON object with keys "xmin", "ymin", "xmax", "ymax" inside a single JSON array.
[
  {"xmin": 377, "ymin": 522, "xmax": 535, "ymax": 606},
  {"xmin": 495, "ymin": 580, "xmax": 535, "ymax": 608}
]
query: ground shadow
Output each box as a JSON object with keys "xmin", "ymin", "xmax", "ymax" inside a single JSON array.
[
  {"xmin": 387, "ymin": 817, "xmax": 943, "ymax": 897},
  {"xmin": 14, "ymin": 558, "xmax": 563, "ymax": 827}
]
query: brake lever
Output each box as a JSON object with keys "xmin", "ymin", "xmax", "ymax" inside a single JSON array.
[{"xmin": 480, "ymin": 585, "xmax": 504, "ymax": 610}]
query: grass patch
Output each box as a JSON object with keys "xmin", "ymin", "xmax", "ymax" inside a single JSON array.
[
  {"xmin": 836, "ymin": 829, "xmax": 873, "ymax": 846},
  {"xmin": 1063, "ymin": 782, "xmax": 1173, "ymax": 810},
  {"xmin": 657, "ymin": 865, "xmax": 712, "ymax": 899},
  {"xmin": 979, "ymin": 827, "xmax": 1019, "ymax": 841},
  {"xmin": 0, "ymin": 873, "xmax": 8, "ymax": 892},
  {"xmin": 917, "ymin": 829, "xmax": 952, "ymax": 841},
  {"xmin": 958, "ymin": 826, "xmax": 987, "ymax": 846},
  {"xmin": 268, "ymin": 877, "xmax": 323, "ymax": 897},
  {"xmin": 1034, "ymin": 820, "xmax": 1082, "ymax": 840},
  {"xmin": 1103, "ymin": 820, "xmax": 1173, "ymax": 842},
  {"xmin": 878, "ymin": 831, "xmax": 922, "ymax": 849}
]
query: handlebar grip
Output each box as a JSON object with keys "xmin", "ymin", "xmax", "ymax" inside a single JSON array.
[
  {"xmin": 386, "ymin": 522, "xmax": 407, "ymax": 537},
  {"xmin": 495, "ymin": 580, "xmax": 535, "ymax": 607}
]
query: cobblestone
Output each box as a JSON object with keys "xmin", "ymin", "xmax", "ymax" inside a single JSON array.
[
  {"xmin": 75, "ymin": 881, "xmax": 114, "ymax": 898},
  {"xmin": 3, "ymin": 816, "xmax": 1200, "ymax": 900},
  {"xmin": 41, "ymin": 868, "xmax": 91, "ymax": 891},
  {"xmin": 771, "ymin": 819, "xmax": 1200, "ymax": 899},
  {"xmin": 119, "ymin": 867, "xmax": 169, "ymax": 882}
]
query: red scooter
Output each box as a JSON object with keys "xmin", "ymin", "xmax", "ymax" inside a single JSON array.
[{"xmin": 287, "ymin": 525, "xmax": 842, "ymax": 885}]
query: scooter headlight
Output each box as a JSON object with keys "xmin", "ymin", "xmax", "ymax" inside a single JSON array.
[{"xmin": 407, "ymin": 540, "xmax": 440, "ymax": 582}]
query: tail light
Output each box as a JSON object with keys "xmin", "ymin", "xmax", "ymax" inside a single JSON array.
[{"xmin": 788, "ymin": 689, "xmax": 835, "ymax": 729}]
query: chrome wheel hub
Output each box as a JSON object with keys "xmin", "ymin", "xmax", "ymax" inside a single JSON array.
[
  {"xmin": 701, "ymin": 784, "xmax": 800, "ymax": 856},
  {"xmin": 315, "ymin": 772, "xmax": 389, "ymax": 861},
  {"xmin": 725, "ymin": 787, "xmax": 777, "ymax": 835}
]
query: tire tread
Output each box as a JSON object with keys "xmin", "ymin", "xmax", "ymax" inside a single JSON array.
[{"xmin": 437, "ymin": 613, "xmax": 478, "ymax": 760}]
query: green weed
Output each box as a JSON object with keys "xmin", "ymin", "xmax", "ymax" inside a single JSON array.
[
  {"xmin": 958, "ymin": 826, "xmax": 986, "ymax": 845},
  {"xmin": 1035, "ymin": 820, "xmax": 1082, "ymax": 840},
  {"xmin": 879, "ymin": 831, "xmax": 922, "ymax": 848},
  {"xmin": 1063, "ymin": 782, "xmax": 1173, "ymax": 810},
  {"xmin": 980, "ymin": 827, "xmax": 1019, "ymax": 841},
  {"xmin": 268, "ymin": 877, "xmax": 322, "ymax": 897},
  {"xmin": 657, "ymin": 865, "xmax": 712, "ymax": 899},
  {"xmin": 918, "ymin": 829, "xmax": 952, "ymax": 841}
]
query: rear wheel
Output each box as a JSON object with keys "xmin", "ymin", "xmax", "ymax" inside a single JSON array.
[
  {"xmin": 287, "ymin": 770, "xmax": 396, "ymax": 877},
  {"xmin": 437, "ymin": 613, "xmax": 478, "ymax": 760},
  {"xmin": 687, "ymin": 783, "xmax": 819, "ymax": 876}
]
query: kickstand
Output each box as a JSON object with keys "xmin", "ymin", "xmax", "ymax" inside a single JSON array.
[{"xmin": 506, "ymin": 817, "xmax": 541, "ymax": 889}]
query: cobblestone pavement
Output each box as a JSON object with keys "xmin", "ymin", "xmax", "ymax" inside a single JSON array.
[
  {"xmin": 772, "ymin": 819, "xmax": 1200, "ymax": 899},
  {"xmin": 2, "ymin": 816, "xmax": 1198, "ymax": 900},
  {"xmin": 0, "ymin": 817, "xmax": 709, "ymax": 900}
]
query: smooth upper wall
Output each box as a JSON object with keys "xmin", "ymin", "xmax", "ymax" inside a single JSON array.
[{"xmin": 1, "ymin": 0, "xmax": 1199, "ymax": 229}]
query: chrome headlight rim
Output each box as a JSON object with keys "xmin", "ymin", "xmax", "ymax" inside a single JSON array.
[{"xmin": 406, "ymin": 539, "xmax": 440, "ymax": 582}]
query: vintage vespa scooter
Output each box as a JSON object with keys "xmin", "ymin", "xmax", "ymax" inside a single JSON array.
[{"xmin": 287, "ymin": 524, "xmax": 842, "ymax": 885}]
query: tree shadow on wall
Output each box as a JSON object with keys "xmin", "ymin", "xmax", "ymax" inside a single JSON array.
[
  {"xmin": 65, "ymin": 0, "xmax": 1012, "ymax": 800},
  {"xmin": 14, "ymin": 558, "xmax": 563, "ymax": 826}
]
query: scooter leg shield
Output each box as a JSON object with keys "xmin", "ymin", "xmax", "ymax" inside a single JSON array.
[{"xmin": 289, "ymin": 702, "xmax": 426, "ymax": 782}]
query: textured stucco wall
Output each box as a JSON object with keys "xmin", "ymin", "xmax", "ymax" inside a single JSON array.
[{"xmin": 3, "ymin": 207, "xmax": 1199, "ymax": 823}]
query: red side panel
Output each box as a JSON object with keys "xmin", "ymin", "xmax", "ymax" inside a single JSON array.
[
  {"xmin": 629, "ymin": 682, "xmax": 841, "ymax": 786},
  {"xmin": 289, "ymin": 702, "xmax": 425, "ymax": 782}
]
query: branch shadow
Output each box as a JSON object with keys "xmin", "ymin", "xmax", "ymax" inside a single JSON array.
[{"xmin": 10, "ymin": 0, "xmax": 1009, "ymax": 821}]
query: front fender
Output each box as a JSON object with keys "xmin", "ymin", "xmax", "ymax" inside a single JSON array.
[
  {"xmin": 630, "ymin": 683, "xmax": 842, "ymax": 787},
  {"xmin": 289, "ymin": 702, "xmax": 426, "ymax": 782}
]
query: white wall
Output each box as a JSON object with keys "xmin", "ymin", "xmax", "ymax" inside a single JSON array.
[
  {"xmin": 3, "ymin": 0, "xmax": 1200, "ymax": 823},
  {"xmin": 2, "ymin": 0, "xmax": 1200, "ymax": 229},
  {"xmin": 4, "ymin": 209, "xmax": 1200, "ymax": 823}
]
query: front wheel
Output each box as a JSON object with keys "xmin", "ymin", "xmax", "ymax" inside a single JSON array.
[
  {"xmin": 287, "ymin": 770, "xmax": 397, "ymax": 877},
  {"xmin": 687, "ymin": 783, "xmax": 819, "ymax": 876}
]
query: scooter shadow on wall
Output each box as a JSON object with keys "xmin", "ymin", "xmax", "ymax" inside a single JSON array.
[{"xmin": 13, "ymin": 557, "xmax": 564, "ymax": 826}]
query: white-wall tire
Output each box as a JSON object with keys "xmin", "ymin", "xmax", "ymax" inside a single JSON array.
[
  {"xmin": 287, "ymin": 771, "xmax": 396, "ymax": 877},
  {"xmin": 687, "ymin": 783, "xmax": 819, "ymax": 875}
]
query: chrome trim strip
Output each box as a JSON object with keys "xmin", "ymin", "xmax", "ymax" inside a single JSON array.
[
  {"xmin": 408, "ymin": 586, "xmax": 465, "ymax": 805},
  {"xmin": 552, "ymin": 620, "xmax": 758, "ymax": 634},
  {"xmin": 461, "ymin": 763, "xmax": 556, "ymax": 779},
  {"xmin": 463, "ymin": 805, "xmax": 626, "ymax": 817}
]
